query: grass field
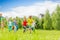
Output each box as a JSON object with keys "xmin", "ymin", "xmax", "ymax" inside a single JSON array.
[{"xmin": 0, "ymin": 28, "xmax": 60, "ymax": 40}]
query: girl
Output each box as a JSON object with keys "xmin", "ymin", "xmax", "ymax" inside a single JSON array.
[
  {"xmin": 8, "ymin": 20, "xmax": 13, "ymax": 32},
  {"xmin": 1, "ymin": 20, "xmax": 4, "ymax": 30},
  {"xmin": 22, "ymin": 16, "xmax": 27, "ymax": 33}
]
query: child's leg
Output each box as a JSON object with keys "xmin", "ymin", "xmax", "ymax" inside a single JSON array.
[
  {"xmin": 14, "ymin": 25, "xmax": 18, "ymax": 32},
  {"xmin": 31, "ymin": 25, "xmax": 35, "ymax": 32},
  {"xmin": 29, "ymin": 28, "xmax": 31, "ymax": 33},
  {"xmin": 1, "ymin": 23, "xmax": 4, "ymax": 30},
  {"xmin": 23, "ymin": 26, "xmax": 26, "ymax": 33},
  {"xmin": 1, "ymin": 27, "xmax": 4, "ymax": 31},
  {"xmin": 16, "ymin": 25, "xmax": 18, "ymax": 30},
  {"xmin": 9, "ymin": 26, "xmax": 12, "ymax": 32},
  {"xmin": 29, "ymin": 26, "xmax": 32, "ymax": 33},
  {"xmin": 12, "ymin": 26, "xmax": 14, "ymax": 30},
  {"xmin": 32, "ymin": 27, "xmax": 35, "ymax": 32},
  {"xmin": 9, "ymin": 26, "xmax": 11, "ymax": 32},
  {"xmin": 14, "ymin": 26, "xmax": 16, "ymax": 32},
  {"xmin": 11, "ymin": 26, "xmax": 12, "ymax": 31}
]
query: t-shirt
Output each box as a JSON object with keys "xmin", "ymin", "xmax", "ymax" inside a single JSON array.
[
  {"xmin": 8, "ymin": 21, "xmax": 13, "ymax": 26},
  {"xmin": 23, "ymin": 20, "xmax": 27, "ymax": 26},
  {"xmin": 27, "ymin": 18, "xmax": 33, "ymax": 26},
  {"xmin": 13, "ymin": 20, "xmax": 17, "ymax": 25}
]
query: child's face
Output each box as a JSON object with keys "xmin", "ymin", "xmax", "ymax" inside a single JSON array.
[
  {"xmin": 29, "ymin": 16, "xmax": 32, "ymax": 19},
  {"xmin": 24, "ymin": 16, "xmax": 26, "ymax": 19}
]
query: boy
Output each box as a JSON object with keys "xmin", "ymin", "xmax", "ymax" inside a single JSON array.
[
  {"xmin": 13, "ymin": 18, "xmax": 18, "ymax": 32},
  {"xmin": 27, "ymin": 16, "xmax": 34, "ymax": 33},
  {"xmin": 31, "ymin": 20, "xmax": 35, "ymax": 32}
]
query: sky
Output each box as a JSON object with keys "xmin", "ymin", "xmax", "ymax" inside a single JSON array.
[{"xmin": 0, "ymin": 0, "xmax": 60, "ymax": 18}]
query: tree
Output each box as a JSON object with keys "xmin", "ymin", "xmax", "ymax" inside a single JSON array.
[
  {"xmin": 53, "ymin": 5, "xmax": 60, "ymax": 30},
  {"xmin": 51, "ymin": 12, "xmax": 57, "ymax": 29},
  {"xmin": 43, "ymin": 10, "xmax": 52, "ymax": 30}
]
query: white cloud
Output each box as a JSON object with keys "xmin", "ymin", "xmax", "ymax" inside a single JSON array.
[{"xmin": 1, "ymin": 1, "xmax": 60, "ymax": 18}]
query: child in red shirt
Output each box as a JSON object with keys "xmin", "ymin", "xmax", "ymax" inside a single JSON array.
[
  {"xmin": 22, "ymin": 16, "xmax": 27, "ymax": 33},
  {"xmin": 23, "ymin": 20, "xmax": 27, "ymax": 27}
]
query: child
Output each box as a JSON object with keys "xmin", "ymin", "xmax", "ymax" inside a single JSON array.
[
  {"xmin": 22, "ymin": 16, "xmax": 27, "ymax": 33},
  {"xmin": 8, "ymin": 20, "xmax": 13, "ymax": 32},
  {"xmin": 31, "ymin": 20, "xmax": 35, "ymax": 32},
  {"xmin": 1, "ymin": 20, "xmax": 4, "ymax": 30},
  {"xmin": 27, "ymin": 16, "xmax": 34, "ymax": 33},
  {"xmin": 13, "ymin": 18, "xmax": 18, "ymax": 32},
  {"xmin": 0, "ymin": 13, "xmax": 4, "ymax": 30},
  {"xmin": 0, "ymin": 13, "xmax": 2, "ymax": 27}
]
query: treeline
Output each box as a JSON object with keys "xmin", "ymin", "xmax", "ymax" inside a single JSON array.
[{"xmin": 1, "ymin": 5, "xmax": 60, "ymax": 30}]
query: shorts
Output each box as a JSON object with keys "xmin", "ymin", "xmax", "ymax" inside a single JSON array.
[
  {"xmin": 26, "ymin": 25, "xmax": 29, "ymax": 28},
  {"xmin": 23, "ymin": 26, "xmax": 26, "ymax": 29},
  {"xmin": 28, "ymin": 25, "xmax": 35, "ymax": 30},
  {"xmin": 28, "ymin": 25, "xmax": 32, "ymax": 28},
  {"xmin": 8, "ymin": 26, "xmax": 12, "ymax": 31},
  {"xmin": 31, "ymin": 27, "xmax": 35, "ymax": 30},
  {"xmin": 14, "ymin": 25, "xmax": 18, "ymax": 30}
]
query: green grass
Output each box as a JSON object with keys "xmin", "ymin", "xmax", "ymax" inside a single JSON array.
[{"xmin": 0, "ymin": 28, "xmax": 60, "ymax": 40}]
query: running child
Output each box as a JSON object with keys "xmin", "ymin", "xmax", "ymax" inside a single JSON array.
[
  {"xmin": 22, "ymin": 16, "xmax": 27, "ymax": 33},
  {"xmin": 8, "ymin": 19, "xmax": 13, "ymax": 32},
  {"xmin": 13, "ymin": 18, "xmax": 18, "ymax": 32},
  {"xmin": 27, "ymin": 16, "xmax": 34, "ymax": 33},
  {"xmin": 31, "ymin": 20, "xmax": 35, "ymax": 32},
  {"xmin": 0, "ymin": 13, "xmax": 4, "ymax": 30},
  {"xmin": 1, "ymin": 20, "xmax": 4, "ymax": 30}
]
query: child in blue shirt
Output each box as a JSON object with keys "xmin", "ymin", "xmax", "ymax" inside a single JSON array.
[{"xmin": 13, "ymin": 18, "xmax": 18, "ymax": 32}]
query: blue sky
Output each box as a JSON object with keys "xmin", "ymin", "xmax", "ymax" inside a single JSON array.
[
  {"xmin": 0, "ymin": 0, "xmax": 60, "ymax": 12},
  {"xmin": 0, "ymin": 0, "xmax": 43, "ymax": 12},
  {"xmin": 0, "ymin": 0, "xmax": 60, "ymax": 17}
]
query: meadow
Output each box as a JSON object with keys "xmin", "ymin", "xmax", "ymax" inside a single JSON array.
[{"xmin": 0, "ymin": 28, "xmax": 60, "ymax": 40}]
